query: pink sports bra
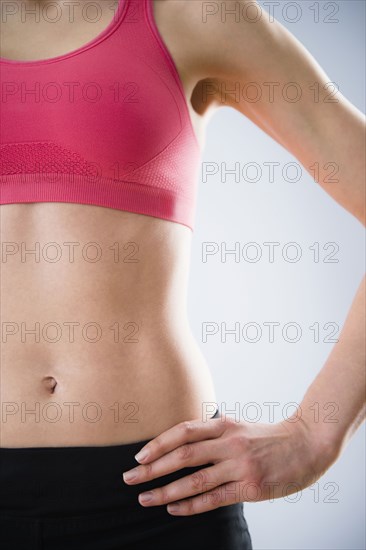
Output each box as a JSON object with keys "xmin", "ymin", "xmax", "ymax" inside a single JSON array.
[{"xmin": 0, "ymin": 0, "xmax": 201, "ymax": 230}]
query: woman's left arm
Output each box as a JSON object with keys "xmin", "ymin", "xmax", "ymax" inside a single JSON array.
[
  {"xmin": 122, "ymin": 0, "xmax": 365, "ymax": 515},
  {"xmin": 201, "ymin": 0, "xmax": 366, "ymax": 459}
]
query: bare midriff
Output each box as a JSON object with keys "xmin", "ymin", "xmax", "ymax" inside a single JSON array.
[{"xmin": 0, "ymin": 203, "xmax": 217, "ymax": 447}]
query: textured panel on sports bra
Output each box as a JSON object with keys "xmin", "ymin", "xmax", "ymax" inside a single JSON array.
[{"xmin": 1, "ymin": 142, "xmax": 96, "ymax": 176}]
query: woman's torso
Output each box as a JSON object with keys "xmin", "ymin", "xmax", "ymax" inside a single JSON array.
[{"xmin": 0, "ymin": 0, "xmax": 216, "ymax": 447}]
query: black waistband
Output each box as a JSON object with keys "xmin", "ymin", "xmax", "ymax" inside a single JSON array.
[{"xmin": 0, "ymin": 408, "xmax": 220, "ymax": 518}]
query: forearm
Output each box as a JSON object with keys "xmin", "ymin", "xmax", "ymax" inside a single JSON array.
[{"xmin": 296, "ymin": 274, "xmax": 366, "ymax": 460}]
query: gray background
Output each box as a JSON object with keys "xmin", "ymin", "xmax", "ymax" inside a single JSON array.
[{"xmin": 187, "ymin": 1, "xmax": 365, "ymax": 549}]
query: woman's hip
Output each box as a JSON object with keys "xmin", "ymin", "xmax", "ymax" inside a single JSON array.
[{"xmin": 0, "ymin": 428, "xmax": 252, "ymax": 549}]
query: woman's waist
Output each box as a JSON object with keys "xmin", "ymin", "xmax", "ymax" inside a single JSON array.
[
  {"xmin": 0, "ymin": 413, "xmax": 222, "ymax": 520},
  {"xmin": 0, "ymin": 343, "xmax": 217, "ymax": 447}
]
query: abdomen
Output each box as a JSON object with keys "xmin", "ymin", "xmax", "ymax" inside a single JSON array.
[{"xmin": 0, "ymin": 202, "xmax": 216, "ymax": 447}]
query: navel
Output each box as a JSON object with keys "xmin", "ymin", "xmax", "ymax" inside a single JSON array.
[{"xmin": 42, "ymin": 376, "xmax": 57, "ymax": 394}]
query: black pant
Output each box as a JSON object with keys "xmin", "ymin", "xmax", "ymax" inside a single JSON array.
[{"xmin": 0, "ymin": 409, "xmax": 252, "ymax": 549}]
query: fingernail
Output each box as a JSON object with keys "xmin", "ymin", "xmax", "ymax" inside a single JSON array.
[
  {"xmin": 135, "ymin": 449, "xmax": 149, "ymax": 462},
  {"xmin": 167, "ymin": 503, "xmax": 180, "ymax": 512},
  {"xmin": 139, "ymin": 491, "xmax": 154, "ymax": 503},
  {"xmin": 123, "ymin": 469, "xmax": 138, "ymax": 482}
]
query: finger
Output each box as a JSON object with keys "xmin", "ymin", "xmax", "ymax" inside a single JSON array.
[
  {"xmin": 133, "ymin": 417, "xmax": 224, "ymax": 464},
  {"xmin": 123, "ymin": 438, "xmax": 226, "ymax": 484},
  {"xmin": 138, "ymin": 460, "xmax": 234, "ymax": 507},
  {"xmin": 166, "ymin": 480, "xmax": 242, "ymax": 516}
]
